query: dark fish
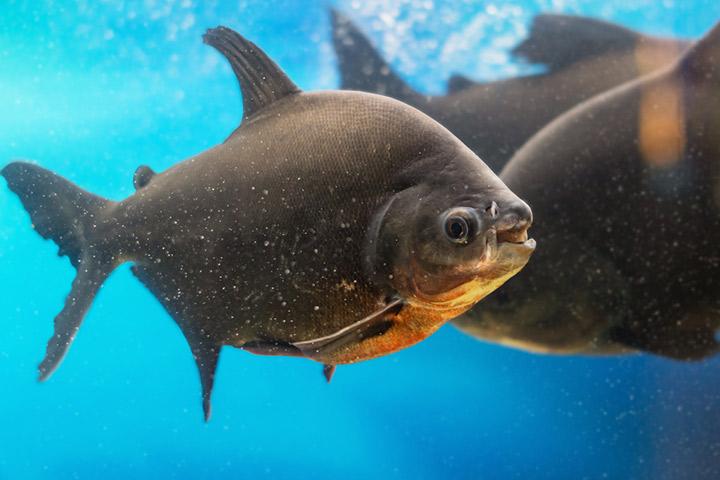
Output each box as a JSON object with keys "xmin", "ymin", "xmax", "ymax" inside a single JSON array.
[
  {"xmin": 331, "ymin": 11, "xmax": 690, "ymax": 172},
  {"xmin": 454, "ymin": 21, "xmax": 720, "ymax": 360},
  {"xmin": 2, "ymin": 27, "xmax": 535, "ymax": 419}
]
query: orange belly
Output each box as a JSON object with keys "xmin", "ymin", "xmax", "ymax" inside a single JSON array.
[{"xmin": 318, "ymin": 303, "xmax": 470, "ymax": 364}]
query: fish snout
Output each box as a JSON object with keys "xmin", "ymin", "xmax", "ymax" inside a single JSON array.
[{"xmin": 492, "ymin": 200, "xmax": 533, "ymax": 245}]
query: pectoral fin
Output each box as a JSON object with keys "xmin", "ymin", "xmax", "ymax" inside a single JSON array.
[{"xmin": 292, "ymin": 298, "xmax": 403, "ymax": 358}]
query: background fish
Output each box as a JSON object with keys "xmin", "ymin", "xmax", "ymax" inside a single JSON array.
[
  {"xmin": 454, "ymin": 21, "xmax": 720, "ymax": 360},
  {"xmin": 2, "ymin": 26, "xmax": 534, "ymax": 420},
  {"xmin": 331, "ymin": 11, "xmax": 690, "ymax": 172}
]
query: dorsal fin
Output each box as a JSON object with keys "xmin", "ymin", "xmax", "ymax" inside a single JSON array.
[
  {"xmin": 447, "ymin": 74, "xmax": 481, "ymax": 94},
  {"xmin": 133, "ymin": 165, "xmax": 155, "ymax": 190},
  {"xmin": 679, "ymin": 21, "xmax": 720, "ymax": 83},
  {"xmin": 512, "ymin": 14, "xmax": 643, "ymax": 70},
  {"xmin": 330, "ymin": 9, "xmax": 421, "ymax": 102},
  {"xmin": 203, "ymin": 26, "xmax": 300, "ymax": 121}
]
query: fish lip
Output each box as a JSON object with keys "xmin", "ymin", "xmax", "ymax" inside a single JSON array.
[
  {"xmin": 498, "ymin": 237, "xmax": 537, "ymax": 253},
  {"xmin": 497, "ymin": 227, "xmax": 529, "ymax": 245},
  {"xmin": 481, "ymin": 227, "xmax": 535, "ymax": 263}
]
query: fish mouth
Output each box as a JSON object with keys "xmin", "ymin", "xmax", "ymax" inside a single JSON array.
[
  {"xmin": 482, "ymin": 226, "xmax": 536, "ymax": 263},
  {"xmin": 498, "ymin": 227, "xmax": 529, "ymax": 245},
  {"xmin": 496, "ymin": 233, "xmax": 536, "ymax": 254}
]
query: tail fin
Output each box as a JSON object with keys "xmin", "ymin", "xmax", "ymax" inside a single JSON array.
[
  {"xmin": 2, "ymin": 162, "xmax": 117, "ymax": 380},
  {"xmin": 330, "ymin": 9, "xmax": 421, "ymax": 102},
  {"xmin": 512, "ymin": 14, "xmax": 643, "ymax": 71}
]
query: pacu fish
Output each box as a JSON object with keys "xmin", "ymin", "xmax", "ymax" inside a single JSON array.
[
  {"xmin": 332, "ymin": 11, "xmax": 690, "ymax": 172},
  {"xmin": 2, "ymin": 27, "xmax": 535, "ymax": 419},
  {"xmin": 454, "ymin": 21, "xmax": 720, "ymax": 359}
]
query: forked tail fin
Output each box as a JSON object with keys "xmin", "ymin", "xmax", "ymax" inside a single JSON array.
[{"xmin": 2, "ymin": 162, "xmax": 117, "ymax": 380}]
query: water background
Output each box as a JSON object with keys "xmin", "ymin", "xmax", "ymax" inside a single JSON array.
[{"xmin": 1, "ymin": 1, "xmax": 720, "ymax": 479}]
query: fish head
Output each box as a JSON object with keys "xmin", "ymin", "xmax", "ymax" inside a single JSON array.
[{"xmin": 367, "ymin": 145, "xmax": 536, "ymax": 316}]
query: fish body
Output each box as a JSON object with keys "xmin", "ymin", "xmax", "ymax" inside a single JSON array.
[
  {"xmin": 3, "ymin": 27, "xmax": 535, "ymax": 419},
  {"xmin": 117, "ymin": 90, "xmax": 525, "ymax": 363},
  {"xmin": 332, "ymin": 11, "xmax": 690, "ymax": 172},
  {"xmin": 454, "ymin": 21, "xmax": 720, "ymax": 360}
]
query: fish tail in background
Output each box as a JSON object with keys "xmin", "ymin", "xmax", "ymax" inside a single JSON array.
[
  {"xmin": 512, "ymin": 14, "xmax": 641, "ymax": 71},
  {"xmin": 329, "ymin": 9, "xmax": 422, "ymax": 103},
  {"xmin": 1, "ymin": 161, "xmax": 118, "ymax": 381}
]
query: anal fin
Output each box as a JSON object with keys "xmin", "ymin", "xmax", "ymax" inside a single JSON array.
[
  {"xmin": 190, "ymin": 340, "xmax": 221, "ymax": 422},
  {"xmin": 131, "ymin": 264, "xmax": 221, "ymax": 421}
]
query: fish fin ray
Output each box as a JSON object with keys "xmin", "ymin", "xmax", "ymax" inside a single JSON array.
[
  {"xmin": 203, "ymin": 26, "xmax": 300, "ymax": 122},
  {"xmin": 330, "ymin": 9, "xmax": 421, "ymax": 102},
  {"xmin": 241, "ymin": 340, "xmax": 304, "ymax": 357},
  {"xmin": 190, "ymin": 341, "xmax": 221, "ymax": 422},
  {"xmin": 39, "ymin": 258, "xmax": 113, "ymax": 381},
  {"xmin": 512, "ymin": 14, "xmax": 642, "ymax": 70},
  {"xmin": 2, "ymin": 162, "xmax": 117, "ymax": 380},
  {"xmin": 131, "ymin": 264, "xmax": 223, "ymax": 420},
  {"xmin": 2, "ymin": 162, "xmax": 110, "ymax": 267},
  {"xmin": 292, "ymin": 298, "xmax": 402, "ymax": 357}
]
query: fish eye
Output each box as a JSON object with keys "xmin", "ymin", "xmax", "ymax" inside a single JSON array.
[{"xmin": 442, "ymin": 208, "xmax": 478, "ymax": 245}]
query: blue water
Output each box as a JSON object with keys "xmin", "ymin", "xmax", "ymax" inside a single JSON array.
[{"xmin": 2, "ymin": 1, "xmax": 720, "ymax": 479}]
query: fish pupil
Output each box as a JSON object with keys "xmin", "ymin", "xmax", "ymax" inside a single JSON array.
[{"xmin": 446, "ymin": 216, "xmax": 469, "ymax": 243}]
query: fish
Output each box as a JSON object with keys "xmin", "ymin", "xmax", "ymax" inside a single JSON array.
[
  {"xmin": 2, "ymin": 26, "xmax": 535, "ymax": 420},
  {"xmin": 453, "ymin": 21, "xmax": 720, "ymax": 360},
  {"xmin": 331, "ymin": 11, "xmax": 690, "ymax": 172}
]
